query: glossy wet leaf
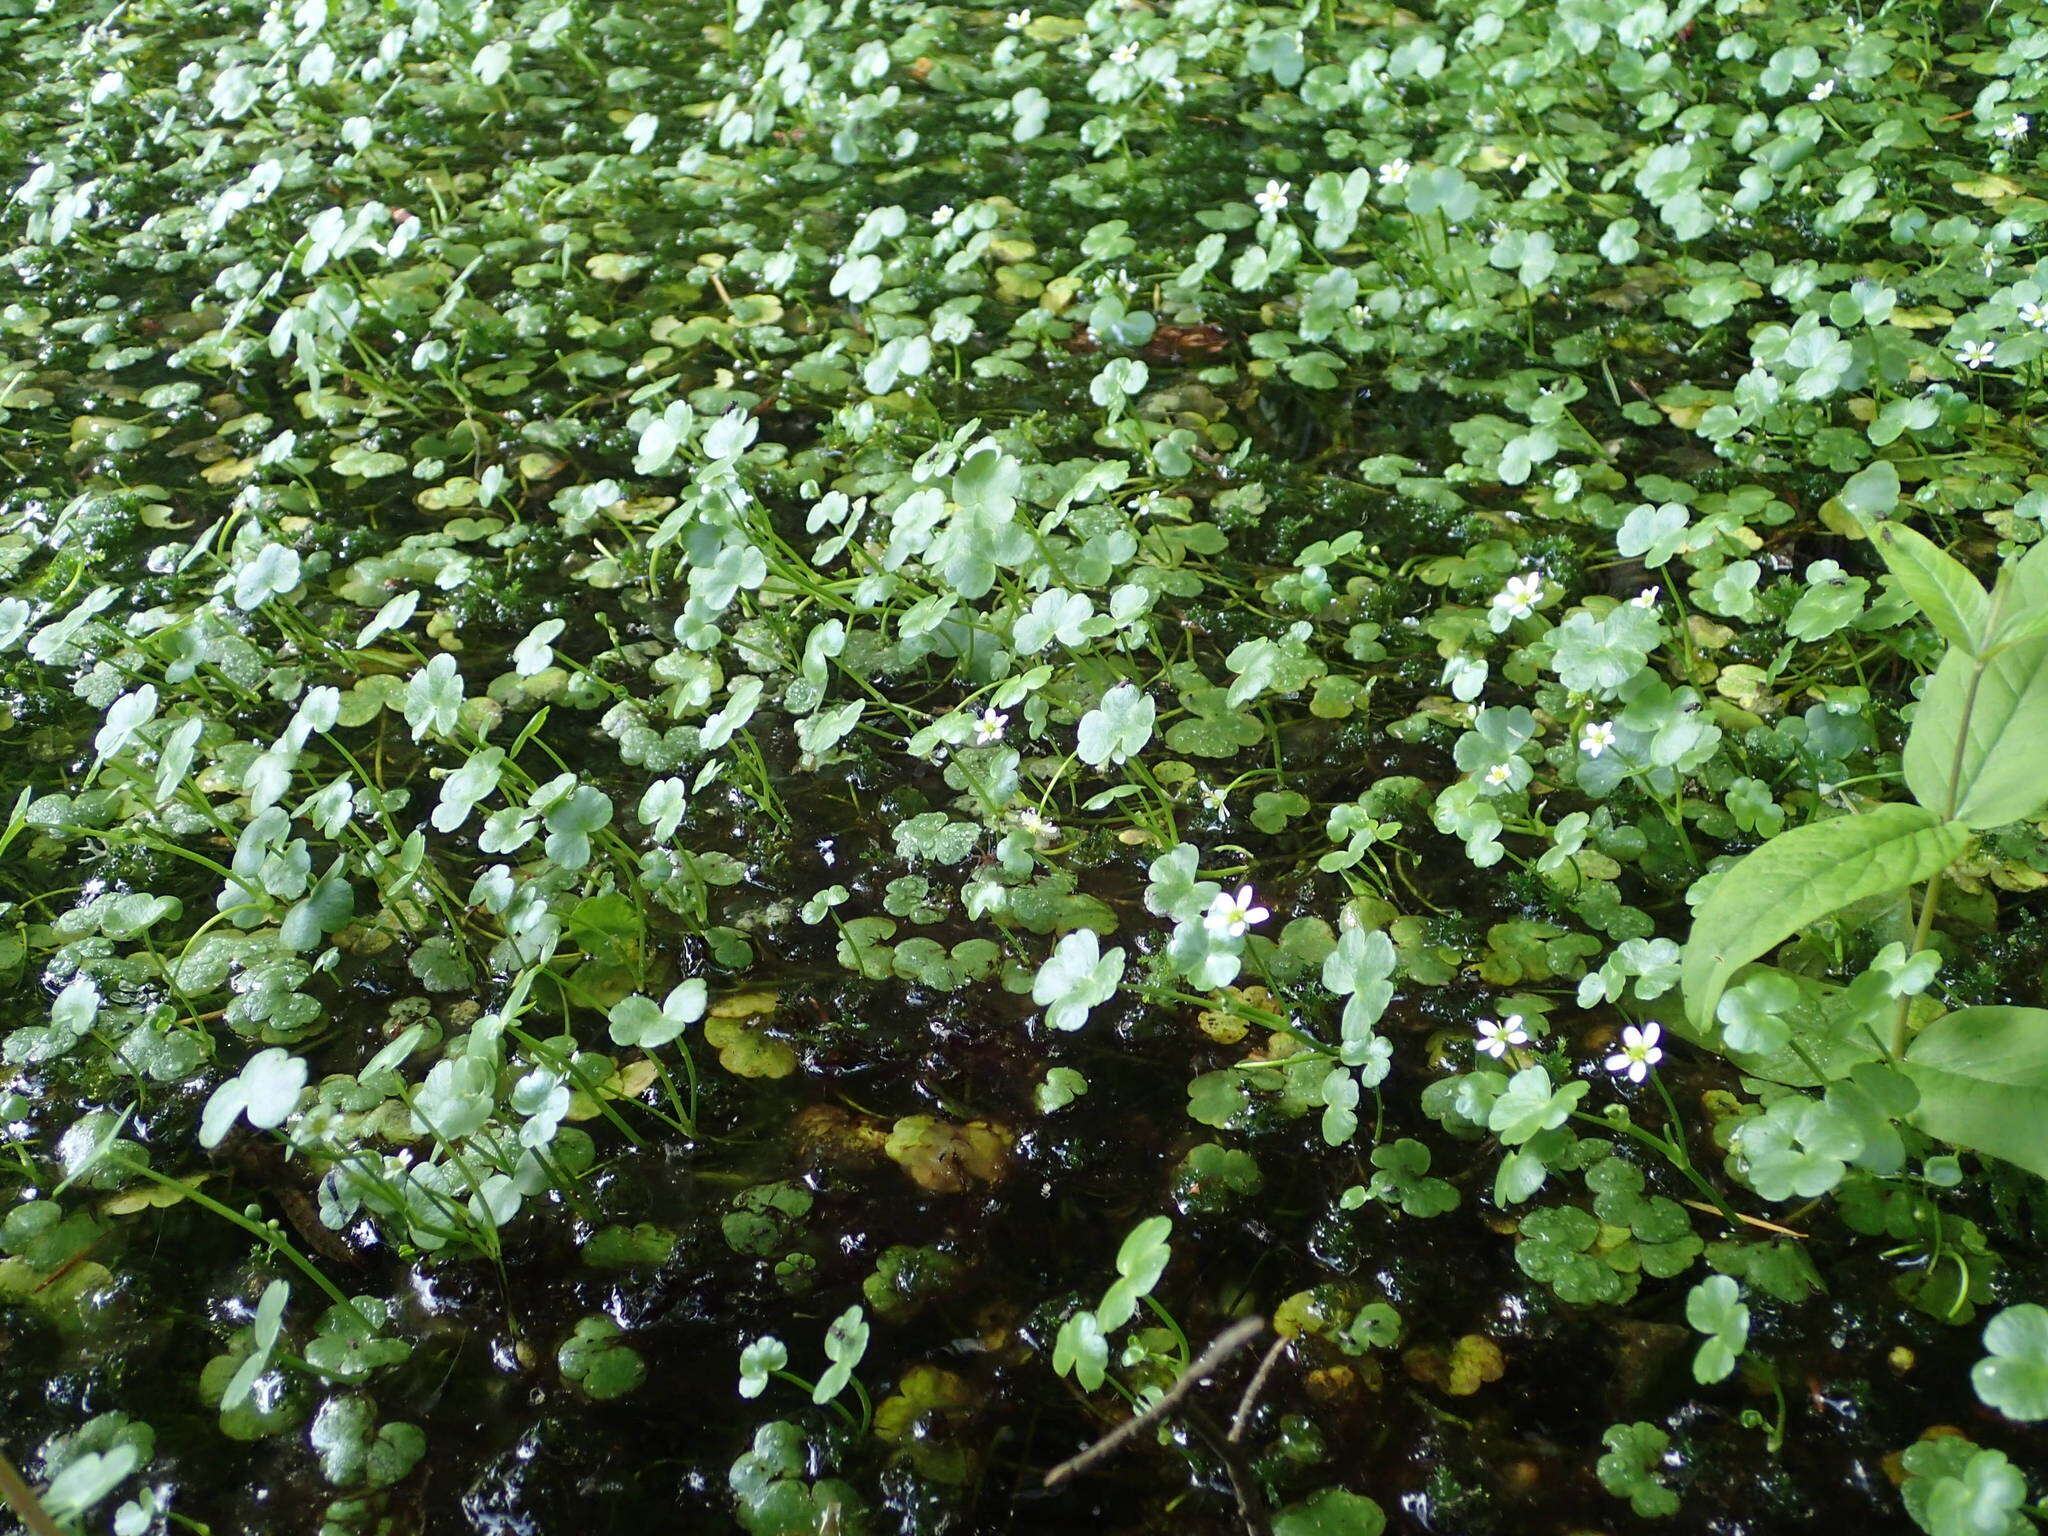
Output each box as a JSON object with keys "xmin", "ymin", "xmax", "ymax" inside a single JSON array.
[
  {"xmin": 558, "ymin": 1316, "xmax": 646, "ymax": 1400},
  {"xmin": 1972, "ymin": 1305, "xmax": 2048, "ymax": 1422},
  {"xmin": 1272, "ymin": 1489, "xmax": 1387, "ymax": 1536}
]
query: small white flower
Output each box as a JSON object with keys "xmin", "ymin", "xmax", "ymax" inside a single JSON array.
[
  {"xmin": 1253, "ymin": 179, "xmax": 1291, "ymax": 215},
  {"xmin": 1581, "ymin": 720, "xmax": 1618, "ymax": 758},
  {"xmin": 1378, "ymin": 157, "xmax": 1411, "ymax": 186},
  {"xmin": 1072, "ymin": 37, "xmax": 1094, "ymax": 60},
  {"xmin": 1631, "ymin": 585, "xmax": 1660, "ymax": 608},
  {"xmin": 1808, "ymin": 78, "xmax": 1835, "ymax": 102},
  {"xmin": 1162, "ymin": 76, "xmax": 1185, "ymax": 102},
  {"xmin": 1018, "ymin": 807, "xmax": 1057, "ymax": 842},
  {"xmin": 1605, "ymin": 1022, "xmax": 1664, "ymax": 1083},
  {"xmin": 2021, "ymin": 300, "xmax": 2048, "ymax": 329},
  {"xmin": 1958, "ymin": 339, "xmax": 1999, "ymax": 370},
  {"xmin": 1199, "ymin": 784, "xmax": 1229, "ymax": 813},
  {"xmin": 1491, "ymin": 571, "xmax": 1544, "ymax": 620},
  {"xmin": 931, "ymin": 204, "xmax": 954, "ymax": 225},
  {"xmin": 974, "ymin": 707, "xmax": 1008, "ymax": 744},
  {"xmin": 1005, "ymin": 8, "xmax": 1031, "ymax": 29},
  {"xmin": 1484, "ymin": 762, "xmax": 1514, "ymax": 787},
  {"xmin": 1475, "ymin": 1014, "xmax": 1530, "ymax": 1058},
  {"xmin": 1203, "ymin": 884, "xmax": 1270, "ymax": 938},
  {"xmin": 1110, "ymin": 40, "xmax": 1140, "ymax": 65},
  {"xmin": 1996, "ymin": 114, "xmax": 2030, "ymax": 143}
]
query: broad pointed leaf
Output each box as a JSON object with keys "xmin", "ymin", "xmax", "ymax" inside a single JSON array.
[
  {"xmin": 1902, "ymin": 1006, "xmax": 2048, "ymax": 1181},
  {"xmin": 1869, "ymin": 520, "xmax": 1989, "ymax": 656},
  {"xmin": 1681, "ymin": 805, "xmax": 1971, "ymax": 1030},
  {"xmin": 1903, "ymin": 636, "xmax": 2048, "ymax": 827}
]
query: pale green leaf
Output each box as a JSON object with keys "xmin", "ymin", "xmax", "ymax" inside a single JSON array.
[
  {"xmin": 1869, "ymin": 521, "xmax": 1990, "ymax": 656},
  {"xmin": 1903, "ymin": 635, "xmax": 2048, "ymax": 827},
  {"xmin": 1903, "ymin": 1006, "xmax": 2048, "ymax": 1182}
]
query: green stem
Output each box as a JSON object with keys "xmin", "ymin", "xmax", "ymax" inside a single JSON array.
[
  {"xmin": 100, "ymin": 1150, "xmax": 370, "ymax": 1328},
  {"xmin": 1892, "ymin": 872, "xmax": 1944, "ymax": 1058},
  {"xmin": 1892, "ymin": 649, "xmax": 1985, "ymax": 1055}
]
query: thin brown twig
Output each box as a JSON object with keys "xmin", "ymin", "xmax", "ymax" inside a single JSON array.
[
  {"xmin": 1042, "ymin": 1316, "xmax": 1267, "ymax": 1488},
  {"xmin": 0, "ymin": 1452, "xmax": 67, "ymax": 1536},
  {"xmin": 1186, "ymin": 1402, "xmax": 1273, "ymax": 1536},
  {"xmin": 1229, "ymin": 1334, "xmax": 1292, "ymax": 1443},
  {"xmin": 1678, "ymin": 1199, "xmax": 1807, "ymax": 1239}
]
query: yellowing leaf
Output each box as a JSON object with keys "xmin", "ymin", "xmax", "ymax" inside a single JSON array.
[
  {"xmin": 704, "ymin": 1016, "xmax": 798, "ymax": 1078},
  {"xmin": 102, "ymin": 1175, "xmax": 209, "ymax": 1214},
  {"xmin": 1952, "ymin": 174, "xmax": 2023, "ymax": 203},
  {"xmin": 586, "ymin": 252, "xmax": 650, "ymax": 281},
  {"xmin": 1888, "ymin": 306, "xmax": 1954, "ymax": 330},
  {"xmin": 566, "ymin": 1058, "xmax": 662, "ymax": 1120},
  {"xmin": 884, "ymin": 1115, "xmax": 1012, "ymax": 1192}
]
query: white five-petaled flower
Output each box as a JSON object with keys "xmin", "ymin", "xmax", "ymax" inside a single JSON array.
[
  {"xmin": 1492, "ymin": 571, "xmax": 1544, "ymax": 620},
  {"xmin": 1475, "ymin": 1014, "xmax": 1530, "ymax": 1059},
  {"xmin": 1632, "ymin": 585, "xmax": 1660, "ymax": 608},
  {"xmin": 1581, "ymin": 720, "xmax": 1618, "ymax": 757},
  {"xmin": 931, "ymin": 204, "xmax": 954, "ymax": 225},
  {"xmin": 1018, "ymin": 807, "xmax": 1057, "ymax": 842},
  {"xmin": 1808, "ymin": 78, "xmax": 1835, "ymax": 101},
  {"xmin": 1254, "ymin": 179, "xmax": 1291, "ymax": 215},
  {"xmin": 1484, "ymin": 762, "xmax": 1514, "ymax": 787},
  {"xmin": 1606, "ymin": 1022, "xmax": 1664, "ymax": 1083},
  {"xmin": 1005, "ymin": 8, "xmax": 1031, "ymax": 29},
  {"xmin": 1204, "ymin": 884, "xmax": 1269, "ymax": 938},
  {"xmin": 1958, "ymin": 339, "xmax": 1999, "ymax": 370},
  {"xmin": 974, "ymin": 707, "xmax": 1008, "ymax": 744},
  {"xmin": 2021, "ymin": 300, "xmax": 2048, "ymax": 330},
  {"xmin": 1378, "ymin": 157, "xmax": 1411, "ymax": 186},
  {"xmin": 1110, "ymin": 40, "xmax": 1140, "ymax": 65},
  {"xmin": 1200, "ymin": 784, "xmax": 1229, "ymax": 813},
  {"xmin": 1996, "ymin": 114, "xmax": 2030, "ymax": 143}
]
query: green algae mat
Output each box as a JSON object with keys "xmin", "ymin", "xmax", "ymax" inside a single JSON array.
[{"xmin": 3, "ymin": 0, "xmax": 2048, "ymax": 1530}]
